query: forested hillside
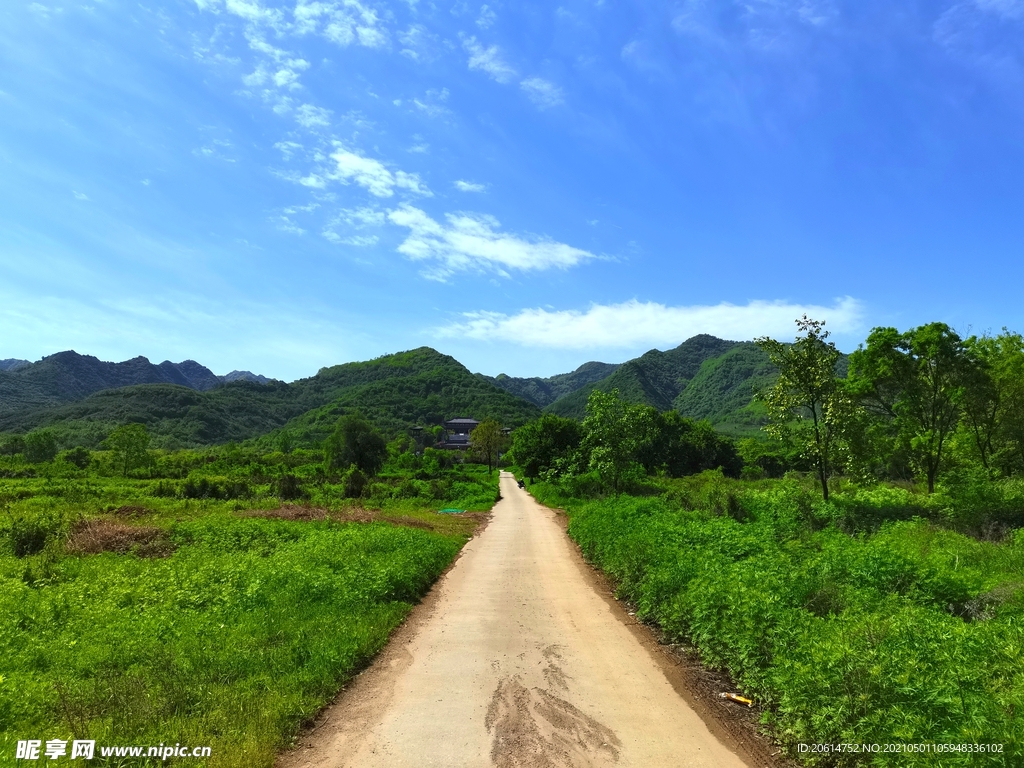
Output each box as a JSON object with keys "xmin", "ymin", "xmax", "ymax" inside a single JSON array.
[
  {"xmin": 539, "ymin": 335, "xmax": 778, "ymax": 434},
  {"xmin": 0, "ymin": 351, "xmax": 271, "ymax": 413},
  {"xmin": 477, "ymin": 361, "xmax": 620, "ymax": 407},
  {"xmin": 0, "ymin": 348, "xmax": 540, "ymax": 449}
]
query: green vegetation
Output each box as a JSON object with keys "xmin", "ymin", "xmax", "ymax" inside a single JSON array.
[
  {"xmin": 0, "ymin": 419, "xmax": 499, "ymax": 767},
  {"xmin": 507, "ymin": 317, "xmax": 1024, "ymax": 765},
  {"xmin": 477, "ymin": 361, "xmax": 620, "ymax": 408},
  {"xmin": 757, "ymin": 317, "xmax": 852, "ymax": 500},
  {"xmin": 538, "ymin": 335, "xmax": 779, "ymax": 435},
  {"xmin": 0, "ymin": 348, "xmax": 540, "ymax": 451},
  {"xmin": 526, "ymin": 474, "xmax": 1023, "ymax": 765}
]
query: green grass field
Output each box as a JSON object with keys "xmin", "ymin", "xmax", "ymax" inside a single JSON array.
[{"xmin": 0, "ymin": 454, "xmax": 496, "ymax": 767}]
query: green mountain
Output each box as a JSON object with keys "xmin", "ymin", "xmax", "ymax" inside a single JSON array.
[
  {"xmin": 476, "ymin": 361, "xmax": 620, "ymax": 408},
  {"xmin": 537, "ymin": 335, "xmax": 778, "ymax": 435},
  {"xmin": 0, "ymin": 350, "xmax": 271, "ymax": 413},
  {"xmin": 0, "ymin": 348, "xmax": 541, "ymax": 449}
]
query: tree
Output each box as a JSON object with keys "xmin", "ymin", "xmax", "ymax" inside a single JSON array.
[
  {"xmin": 848, "ymin": 322, "xmax": 975, "ymax": 493},
  {"xmin": 323, "ymin": 415, "xmax": 387, "ymax": 476},
  {"xmin": 469, "ymin": 419, "xmax": 507, "ymax": 474},
  {"xmin": 756, "ymin": 316, "xmax": 851, "ymax": 500},
  {"xmin": 657, "ymin": 412, "xmax": 743, "ymax": 478},
  {"xmin": 105, "ymin": 424, "xmax": 151, "ymax": 477},
  {"xmin": 24, "ymin": 430, "xmax": 58, "ymax": 464},
  {"xmin": 961, "ymin": 330, "xmax": 1024, "ymax": 476},
  {"xmin": 508, "ymin": 414, "xmax": 583, "ymax": 481},
  {"xmin": 581, "ymin": 389, "xmax": 660, "ymax": 492}
]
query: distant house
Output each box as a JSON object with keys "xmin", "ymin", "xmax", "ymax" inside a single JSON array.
[{"xmin": 440, "ymin": 417, "xmax": 480, "ymax": 449}]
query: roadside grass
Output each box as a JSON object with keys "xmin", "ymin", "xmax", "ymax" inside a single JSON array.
[
  {"xmin": 523, "ymin": 471, "xmax": 1024, "ymax": 767},
  {"xmin": 0, "ymin": 460, "xmax": 495, "ymax": 767}
]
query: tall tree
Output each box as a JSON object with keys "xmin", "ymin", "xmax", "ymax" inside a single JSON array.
[
  {"xmin": 508, "ymin": 414, "xmax": 583, "ymax": 481},
  {"xmin": 962, "ymin": 330, "xmax": 1024, "ymax": 476},
  {"xmin": 23, "ymin": 430, "xmax": 58, "ymax": 464},
  {"xmin": 324, "ymin": 415, "xmax": 387, "ymax": 476},
  {"xmin": 105, "ymin": 423, "xmax": 151, "ymax": 477},
  {"xmin": 848, "ymin": 322, "xmax": 975, "ymax": 493},
  {"xmin": 469, "ymin": 419, "xmax": 507, "ymax": 474},
  {"xmin": 756, "ymin": 316, "xmax": 851, "ymax": 501},
  {"xmin": 581, "ymin": 389, "xmax": 659, "ymax": 492}
]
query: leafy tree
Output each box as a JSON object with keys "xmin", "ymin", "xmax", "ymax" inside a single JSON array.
[
  {"xmin": 961, "ymin": 330, "xmax": 1024, "ymax": 476},
  {"xmin": 276, "ymin": 430, "xmax": 295, "ymax": 455},
  {"xmin": 323, "ymin": 414, "xmax": 387, "ymax": 476},
  {"xmin": 509, "ymin": 414, "xmax": 583, "ymax": 481},
  {"xmin": 60, "ymin": 446, "xmax": 92, "ymax": 470},
  {"xmin": 105, "ymin": 423, "xmax": 151, "ymax": 477},
  {"xmin": 469, "ymin": 419, "xmax": 507, "ymax": 474},
  {"xmin": 1, "ymin": 434, "xmax": 26, "ymax": 456},
  {"xmin": 656, "ymin": 412, "xmax": 743, "ymax": 478},
  {"xmin": 582, "ymin": 389, "xmax": 660, "ymax": 492},
  {"xmin": 848, "ymin": 322, "xmax": 975, "ymax": 493},
  {"xmin": 24, "ymin": 430, "xmax": 58, "ymax": 464},
  {"xmin": 756, "ymin": 316, "xmax": 851, "ymax": 500}
]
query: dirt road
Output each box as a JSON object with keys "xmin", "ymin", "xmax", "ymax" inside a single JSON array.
[{"xmin": 280, "ymin": 472, "xmax": 750, "ymax": 768}]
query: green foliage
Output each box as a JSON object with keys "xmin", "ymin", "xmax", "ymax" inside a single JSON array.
[
  {"xmin": 509, "ymin": 413, "xmax": 583, "ymax": 480},
  {"xmin": 323, "ymin": 415, "xmax": 387, "ymax": 476},
  {"xmin": 468, "ymin": 418, "xmax": 506, "ymax": 474},
  {"xmin": 0, "ymin": 347, "xmax": 541, "ymax": 451},
  {"xmin": 581, "ymin": 389, "xmax": 660, "ymax": 492},
  {"xmin": 542, "ymin": 335, "xmax": 779, "ymax": 435},
  {"xmin": 532, "ymin": 476, "xmax": 1024, "ymax": 765},
  {"xmin": 849, "ymin": 323, "xmax": 976, "ymax": 493},
  {"xmin": 105, "ymin": 423, "xmax": 152, "ymax": 477},
  {"xmin": 757, "ymin": 316, "xmax": 852, "ymax": 500},
  {"xmin": 0, "ymin": 438, "xmax": 492, "ymax": 766},
  {"xmin": 23, "ymin": 430, "xmax": 58, "ymax": 463},
  {"xmin": 59, "ymin": 446, "xmax": 92, "ymax": 470}
]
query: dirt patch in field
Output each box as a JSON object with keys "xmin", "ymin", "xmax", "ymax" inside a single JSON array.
[{"xmin": 67, "ymin": 519, "xmax": 175, "ymax": 558}]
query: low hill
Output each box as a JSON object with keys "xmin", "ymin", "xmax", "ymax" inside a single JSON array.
[
  {"xmin": 477, "ymin": 361, "xmax": 620, "ymax": 407},
  {"xmin": 0, "ymin": 347, "xmax": 541, "ymax": 449}
]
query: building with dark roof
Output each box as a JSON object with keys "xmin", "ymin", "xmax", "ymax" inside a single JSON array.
[{"xmin": 440, "ymin": 417, "xmax": 480, "ymax": 449}]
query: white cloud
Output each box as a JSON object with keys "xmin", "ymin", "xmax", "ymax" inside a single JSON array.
[
  {"xmin": 411, "ymin": 87, "xmax": 451, "ymax": 118},
  {"xmin": 520, "ymin": 77, "xmax": 564, "ymax": 108},
  {"xmin": 72, "ymin": 191, "xmax": 89, "ymax": 201},
  {"xmin": 295, "ymin": 103, "xmax": 332, "ymax": 127},
  {"xmin": 323, "ymin": 232, "xmax": 380, "ymax": 246},
  {"xmin": 476, "ymin": 4, "xmax": 497, "ymax": 28},
  {"xmin": 436, "ymin": 297, "xmax": 865, "ymax": 348},
  {"xmin": 386, "ymin": 205, "xmax": 596, "ymax": 280},
  {"xmin": 294, "ymin": 0, "xmax": 389, "ymax": 49},
  {"xmin": 454, "ymin": 180, "xmax": 486, "ymax": 192},
  {"xmin": 321, "ymin": 148, "xmax": 431, "ymax": 197},
  {"xmin": 274, "ymin": 140, "xmax": 303, "ymax": 159},
  {"xmin": 463, "ymin": 36, "xmax": 517, "ymax": 83}
]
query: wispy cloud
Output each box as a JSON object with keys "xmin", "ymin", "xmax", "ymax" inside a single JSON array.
[
  {"xmin": 299, "ymin": 147, "xmax": 432, "ymax": 198},
  {"xmin": 295, "ymin": 103, "xmax": 332, "ymax": 127},
  {"xmin": 520, "ymin": 77, "xmax": 564, "ymax": 108},
  {"xmin": 454, "ymin": 180, "xmax": 487, "ymax": 192},
  {"xmin": 437, "ymin": 297, "xmax": 865, "ymax": 348},
  {"xmin": 935, "ymin": 0, "xmax": 1024, "ymax": 83},
  {"xmin": 387, "ymin": 205, "xmax": 597, "ymax": 281},
  {"xmin": 476, "ymin": 4, "xmax": 497, "ymax": 29},
  {"xmin": 462, "ymin": 36, "xmax": 517, "ymax": 83},
  {"xmin": 72, "ymin": 191, "xmax": 90, "ymax": 201}
]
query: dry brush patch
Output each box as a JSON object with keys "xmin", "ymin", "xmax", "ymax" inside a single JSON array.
[{"xmin": 66, "ymin": 519, "xmax": 175, "ymax": 558}]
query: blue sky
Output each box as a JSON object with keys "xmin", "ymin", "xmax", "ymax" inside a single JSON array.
[{"xmin": 2, "ymin": 0, "xmax": 1023, "ymax": 380}]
